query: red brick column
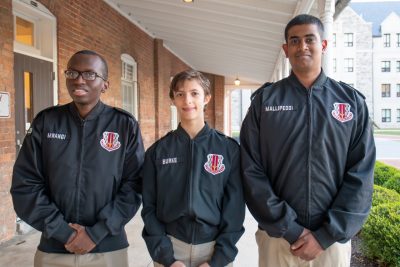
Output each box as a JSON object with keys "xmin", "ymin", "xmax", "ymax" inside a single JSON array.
[{"xmin": 0, "ymin": 0, "xmax": 17, "ymax": 243}]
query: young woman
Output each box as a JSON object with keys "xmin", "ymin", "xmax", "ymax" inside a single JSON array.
[{"xmin": 141, "ymin": 70, "xmax": 245, "ymax": 267}]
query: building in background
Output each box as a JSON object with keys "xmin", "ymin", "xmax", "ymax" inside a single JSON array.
[{"xmin": 332, "ymin": 1, "xmax": 400, "ymax": 128}]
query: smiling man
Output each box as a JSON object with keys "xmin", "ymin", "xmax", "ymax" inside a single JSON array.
[
  {"xmin": 240, "ymin": 14, "xmax": 376, "ymax": 267},
  {"xmin": 11, "ymin": 50, "xmax": 145, "ymax": 267}
]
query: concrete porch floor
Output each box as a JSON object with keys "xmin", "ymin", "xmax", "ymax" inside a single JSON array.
[{"xmin": 0, "ymin": 209, "xmax": 258, "ymax": 267}]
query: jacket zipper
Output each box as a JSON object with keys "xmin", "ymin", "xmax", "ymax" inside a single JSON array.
[
  {"xmin": 306, "ymin": 89, "xmax": 313, "ymax": 227},
  {"xmin": 188, "ymin": 139, "xmax": 196, "ymax": 243},
  {"xmin": 76, "ymin": 119, "xmax": 86, "ymax": 222}
]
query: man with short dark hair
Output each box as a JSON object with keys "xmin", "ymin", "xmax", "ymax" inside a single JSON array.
[
  {"xmin": 11, "ymin": 50, "xmax": 145, "ymax": 267},
  {"xmin": 240, "ymin": 14, "xmax": 376, "ymax": 267}
]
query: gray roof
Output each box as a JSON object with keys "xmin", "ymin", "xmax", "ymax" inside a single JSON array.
[{"xmin": 350, "ymin": 1, "xmax": 400, "ymax": 36}]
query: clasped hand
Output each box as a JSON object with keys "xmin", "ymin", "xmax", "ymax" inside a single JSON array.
[
  {"xmin": 290, "ymin": 228, "xmax": 323, "ymax": 261},
  {"xmin": 170, "ymin": 261, "xmax": 210, "ymax": 267},
  {"xmin": 64, "ymin": 223, "xmax": 96, "ymax": 255}
]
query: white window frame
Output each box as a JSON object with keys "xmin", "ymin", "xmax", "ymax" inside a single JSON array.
[
  {"xmin": 344, "ymin": 33, "xmax": 353, "ymax": 47},
  {"xmin": 396, "ymin": 84, "xmax": 400, "ymax": 97},
  {"xmin": 383, "ymin": 33, "xmax": 391, "ymax": 47},
  {"xmin": 13, "ymin": 12, "xmax": 41, "ymax": 56},
  {"xmin": 332, "ymin": 33, "xmax": 336, "ymax": 47},
  {"xmin": 381, "ymin": 61, "xmax": 391, "ymax": 72},
  {"xmin": 344, "ymin": 58, "xmax": 353, "ymax": 72},
  {"xmin": 397, "ymin": 109, "xmax": 400, "ymax": 122},
  {"xmin": 333, "ymin": 58, "xmax": 337, "ymax": 73},
  {"xmin": 121, "ymin": 54, "xmax": 138, "ymax": 118}
]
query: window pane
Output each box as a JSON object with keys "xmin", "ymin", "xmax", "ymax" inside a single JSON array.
[
  {"xmin": 333, "ymin": 33, "xmax": 336, "ymax": 47},
  {"xmin": 381, "ymin": 61, "xmax": 391, "ymax": 72},
  {"xmin": 344, "ymin": 33, "xmax": 353, "ymax": 47},
  {"xmin": 381, "ymin": 84, "xmax": 391, "ymax": 97},
  {"xmin": 121, "ymin": 57, "xmax": 138, "ymax": 118},
  {"xmin": 382, "ymin": 109, "xmax": 391, "ymax": 122},
  {"xmin": 333, "ymin": 58, "xmax": 336, "ymax": 72},
  {"xmin": 344, "ymin": 58, "xmax": 353, "ymax": 72},
  {"xmin": 122, "ymin": 62, "xmax": 134, "ymax": 81},
  {"xmin": 384, "ymin": 34, "xmax": 390, "ymax": 47},
  {"xmin": 16, "ymin": 16, "xmax": 34, "ymax": 46},
  {"xmin": 397, "ymin": 109, "xmax": 400, "ymax": 122}
]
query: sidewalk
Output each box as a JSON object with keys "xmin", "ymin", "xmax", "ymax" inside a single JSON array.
[
  {"xmin": 375, "ymin": 134, "xmax": 400, "ymax": 170},
  {"xmin": 0, "ymin": 209, "xmax": 258, "ymax": 267}
]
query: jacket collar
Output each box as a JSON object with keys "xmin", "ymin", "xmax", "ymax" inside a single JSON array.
[
  {"xmin": 176, "ymin": 122, "xmax": 211, "ymax": 140},
  {"xmin": 287, "ymin": 69, "xmax": 327, "ymax": 91},
  {"xmin": 68, "ymin": 101, "xmax": 105, "ymax": 121}
]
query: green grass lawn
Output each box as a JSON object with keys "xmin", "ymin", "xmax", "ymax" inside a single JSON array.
[{"xmin": 374, "ymin": 129, "xmax": 400, "ymax": 136}]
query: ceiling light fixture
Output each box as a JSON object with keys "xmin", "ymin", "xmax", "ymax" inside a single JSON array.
[
  {"xmin": 183, "ymin": 0, "xmax": 194, "ymax": 3},
  {"xmin": 234, "ymin": 77, "xmax": 241, "ymax": 86}
]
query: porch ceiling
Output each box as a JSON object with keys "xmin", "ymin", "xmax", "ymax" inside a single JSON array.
[{"xmin": 106, "ymin": 0, "xmax": 344, "ymax": 85}]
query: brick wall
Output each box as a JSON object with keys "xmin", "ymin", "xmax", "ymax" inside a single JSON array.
[
  {"xmin": 213, "ymin": 75, "xmax": 225, "ymax": 132},
  {"xmin": 0, "ymin": 0, "xmax": 226, "ymax": 244},
  {"xmin": 38, "ymin": 0, "xmax": 224, "ymax": 144},
  {"xmin": 0, "ymin": 0, "xmax": 16, "ymax": 243},
  {"xmin": 38, "ymin": 0, "xmax": 159, "ymax": 147},
  {"xmin": 204, "ymin": 73, "xmax": 225, "ymax": 131}
]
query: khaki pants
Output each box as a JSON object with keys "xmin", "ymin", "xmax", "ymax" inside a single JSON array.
[
  {"xmin": 34, "ymin": 248, "xmax": 129, "ymax": 267},
  {"xmin": 256, "ymin": 229, "xmax": 351, "ymax": 267},
  {"xmin": 154, "ymin": 236, "xmax": 233, "ymax": 267}
]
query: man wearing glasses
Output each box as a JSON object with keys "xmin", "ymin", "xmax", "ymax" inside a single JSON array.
[
  {"xmin": 240, "ymin": 15, "xmax": 376, "ymax": 267},
  {"xmin": 11, "ymin": 50, "xmax": 145, "ymax": 267}
]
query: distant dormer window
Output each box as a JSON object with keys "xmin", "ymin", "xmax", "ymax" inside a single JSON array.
[
  {"xmin": 344, "ymin": 33, "xmax": 353, "ymax": 47},
  {"xmin": 384, "ymin": 34, "xmax": 390, "ymax": 47}
]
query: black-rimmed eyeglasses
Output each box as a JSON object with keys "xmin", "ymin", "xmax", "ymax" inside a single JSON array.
[{"xmin": 64, "ymin": 70, "xmax": 106, "ymax": 81}]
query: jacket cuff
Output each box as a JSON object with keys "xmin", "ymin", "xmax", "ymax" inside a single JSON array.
[
  {"xmin": 164, "ymin": 256, "xmax": 176, "ymax": 267},
  {"xmin": 51, "ymin": 220, "xmax": 75, "ymax": 244},
  {"xmin": 282, "ymin": 222, "xmax": 304, "ymax": 245},
  {"xmin": 209, "ymin": 250, "xmax": 231, "ymax": 267},
  {"xmin": 86, "ymin": 221, "xmax": 109, "ymax": 245},
  {"xmin": 312, "ymin": 227, "xmax": 335, "ymax": 249},
  {"xmin": 157, "ymin": 254, "xmax": 175, "ymax": 267}
]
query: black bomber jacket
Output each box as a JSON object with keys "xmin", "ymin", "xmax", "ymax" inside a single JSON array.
[
  {"xmin": 11, "ymin": 101, "xmax": 144, "ymax": 253},
  {"xmin": 240, "ymin": 71, "xmax": 376, "ymax": 249},
  {"xmin": 141, "ymin": 123, "xmax": 245, "ymax": 267}
]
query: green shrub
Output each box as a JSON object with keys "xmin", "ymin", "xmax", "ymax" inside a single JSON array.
[
  {"xmin": 383, "ymin": 174, "xmax": 400, "ymax": 194},
  {"xmin": 374, "ymin": 161, "xmax": 399, "ymax": 186},
  {"xmin": 372, "ymin": 185, "xmax": 400, "ymax": 207},
  {"xmin": 361, "ymin": 202, "xmax": 400, "ymax": 267}
]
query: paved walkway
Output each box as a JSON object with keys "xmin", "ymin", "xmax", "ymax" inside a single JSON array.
[
  {"xmin": 0, "ymin": 209, "xmax": 258, "ymax": 267},
  {"xmin": 375, "ymin": 134, "xmax": 400, "ymax": 170}
]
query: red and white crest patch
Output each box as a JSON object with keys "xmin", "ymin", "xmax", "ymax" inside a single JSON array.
[
  {"xmin": 331, "ymin": 103, "xmax": 353, "ymax": 123},
  {"xmin": 100, "ymin": 131, "xmax": 121, "ymax": 152},
  {"xmin": 204, "ymin": 154, "xmax": 225, "ymax": 175}
]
